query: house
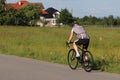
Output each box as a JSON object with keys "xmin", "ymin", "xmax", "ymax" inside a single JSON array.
[
  {"xmin": 43, "ymin": 7, "xmax": 60, "ymax": 26},
  {"xmin": 5, "ymin": 0, "xmax": 48, "ymax": 15},
  {"xmin": 5, "ymin": 0, "xmax": 60, "ymax": 26}
]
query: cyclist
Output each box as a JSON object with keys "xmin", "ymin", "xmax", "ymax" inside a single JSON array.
[{"xmin": 67, "ymin": 21, "xmax": 90, "ymax": 61}]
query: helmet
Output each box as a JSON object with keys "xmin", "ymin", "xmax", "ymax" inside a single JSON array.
[{"xmin": 72, "ymin": 21, "xmax": 78, "ymax": 26}]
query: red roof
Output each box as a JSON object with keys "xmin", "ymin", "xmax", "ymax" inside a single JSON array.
[
  {"xmin": 42, "ymin": 10, "xmax": 48, "ymax": 14},
  {"xmin": 5, "ymin": 0, "xmax": 48, "ymax": 14}
]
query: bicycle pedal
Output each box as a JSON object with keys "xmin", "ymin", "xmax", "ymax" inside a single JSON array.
[
  {"xmin": 76, "ymin": 57, "xmax": 82, "ymax": 63},
  {"xmin": 71, "ymin": 57, "xmax": 75, "ymax": 60},
  {"xmin": 84, "ymin": 61, "xmax": 90, "ymax": 66}
]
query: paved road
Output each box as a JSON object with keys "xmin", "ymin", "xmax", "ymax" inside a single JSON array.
[{"xmin": 0, "ymin": 54, "xmax": 120, "ymax": 80}]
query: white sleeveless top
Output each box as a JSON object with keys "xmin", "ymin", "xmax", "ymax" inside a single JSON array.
[{"xmin": 71, "ymin": 24, "xmax": 89, "ymax": 39}]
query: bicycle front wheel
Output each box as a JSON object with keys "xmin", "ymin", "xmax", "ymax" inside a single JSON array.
[
  {"xmin": 82, "ymin": 51, "xmax": 94, "ymax": 72},
  {"xmin": 68, "ymin": 49, "xmax": 78, "ymax": 70}
]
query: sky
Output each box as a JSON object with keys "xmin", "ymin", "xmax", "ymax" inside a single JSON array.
[{"xmin": 6, "ymin": 0, "xmax": 120, "ymax": 18}]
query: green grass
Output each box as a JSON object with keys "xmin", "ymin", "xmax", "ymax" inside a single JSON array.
[{"xmin": 0, "ymin": 26, "xmax": 120, "ymax": 73}]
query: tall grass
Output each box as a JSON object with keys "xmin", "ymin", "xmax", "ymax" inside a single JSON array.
[
  {"xmin": 0, "ymin": 26, "xmax": 69, "ymax": 64},
  {"xmin": 87, "ymin": 27, "xmax": 120, "ymax": 72},
  {"xmin": 0, "ymin": 26, "xmax": 120, "ymax": 73}
]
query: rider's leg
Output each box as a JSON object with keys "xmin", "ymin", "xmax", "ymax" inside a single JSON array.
[
  {"xmin": 83, "ymin": 39, "xmax": 90, "ymax": 61},
  {"xmin": 82, "ymin": 39, "xmax": 89, "ymax": 52},
  {"xmin": 73, "ymin": 42, "xmax": 80, "ymax": 57}
]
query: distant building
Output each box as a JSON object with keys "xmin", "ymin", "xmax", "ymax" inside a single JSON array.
[{"xmin": 43, "ymin": 7, "xmax": 60, "ymax": 26}]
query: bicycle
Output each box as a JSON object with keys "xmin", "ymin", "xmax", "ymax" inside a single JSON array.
[{"xmin": 66, "ymin": 42, "xmax": 94, "ymax": 72}]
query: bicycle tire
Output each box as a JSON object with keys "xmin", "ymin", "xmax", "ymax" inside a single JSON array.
[
  {"xmin": 82, "ymin": 51, "xmax": 94, "ymax": 72},
  {"xmin": 68, "ymin": 49, "xmax": 78, "ymax": 70}
]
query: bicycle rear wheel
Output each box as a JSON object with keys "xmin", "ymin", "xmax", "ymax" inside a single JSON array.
[
  {"xmin": 68, "ymin": 49, "xmax": 78, "ymax": 70},
  {"xmin": 82, "ymin": 51, "xmax": 94, "ymax": 72}
]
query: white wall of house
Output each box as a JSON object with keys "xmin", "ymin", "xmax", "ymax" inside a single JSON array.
[{"xmin": 45, "ymin": 18, "xmax": 56, "ymax": 26}]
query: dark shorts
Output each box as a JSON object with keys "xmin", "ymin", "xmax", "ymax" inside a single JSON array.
[{"xmin": 74, "ymin": 39, "xmax": 90, "ymax": 49}]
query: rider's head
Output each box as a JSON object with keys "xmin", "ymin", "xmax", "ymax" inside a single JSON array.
[{"xmin": 72, "ymin": 21, "xmax": 79, "ymax": 27}]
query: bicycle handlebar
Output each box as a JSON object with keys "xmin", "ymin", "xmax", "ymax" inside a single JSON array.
[{"xmin": 66, "ymin": 41, "xmax": 73, "ymax": 47}]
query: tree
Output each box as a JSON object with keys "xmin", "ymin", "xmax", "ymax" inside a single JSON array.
[
  {"xmin": 116, "ymin": 17, "xmax": 120, "ymax": 25},
  {"xmin": 13, "ymin": 4, "xmax": 42, "ymax": 26},
  {"xmin": 0, "ymin": 0, "xmax": 6, "ymax": 11},
  {"xmin": 0, "ymin": 0, "xmax": 6, "ymax": 25},
  {"xmin": 0, "ymin": 0, "xmax": 6, "ymax": 7},
  {"xmin": 15, "ymin": 9, "xmax": 28, "ymax": 25},
  {"xmin": 107, "ymin": 15, "xmax": 114, "ymax": 26},
  {"xmin": 57, "ymin": 8, "xmax": 74, "ymax": 25},
  {"xmin": 3, "ymin": 6, "xmax": 16, "ymax": 25}
]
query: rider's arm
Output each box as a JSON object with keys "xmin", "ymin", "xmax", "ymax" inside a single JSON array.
[{"xmin": 68, "ymin": 30, "xmax": 74, "ymax": 43}]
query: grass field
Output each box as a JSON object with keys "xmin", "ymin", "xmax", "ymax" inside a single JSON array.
[{"xmin": 0, "ymin": 26, "xmax": 120, "ymax": 73}]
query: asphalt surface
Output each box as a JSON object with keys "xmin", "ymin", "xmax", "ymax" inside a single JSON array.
[{"xmin": 0, "ymin": 54, "xmax": 120, "ymax": 80}]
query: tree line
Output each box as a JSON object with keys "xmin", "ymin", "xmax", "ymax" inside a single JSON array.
[
  {"xmin": 1, "ymin": 0, "xmax": 120, "ymax": 27},
  {"xmin": 57, "ymin": 8, "xmax": 120, "ymax": 26}
]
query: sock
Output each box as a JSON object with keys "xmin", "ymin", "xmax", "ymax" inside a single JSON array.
[{"xmin": 76, "ymin": 52, "xmax": 80, "ymax": 57}]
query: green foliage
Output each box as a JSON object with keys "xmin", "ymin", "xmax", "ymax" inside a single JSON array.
[
  {"xmin": 57, "ymin": 8, "xmax": 74, "ymax": 25},
  {"xmin": 116, "ymin": 17, "xmax": 120, "ymax": 25},
  {"xmin": 0, "ymin": 0, "xmax": 6, "ymax": 25},
  {"xmin": 0, "ymin": 5, "xmax": 16, "ymax": 25},
  {"xmin": 4, "ymin": 6, "xmax": 16, "ymax": 25},
  {"xmin": 0, "ymin": 0, "xmax": 6, "ymax": 7},
  {"xmin": 20, "ymin": 4, "xmax": 42, "ymax": 20},
  {"xmin": 15, "ymin": 4, "xmax": 42, "ymax": 25},
  {"xmin": 0, "ymin": 3, "xmax": 42, "ymax": 26},
  {"xmin": 77, "ymin": 15, "xmax": 120, "ymax": 26},
  {"xmin": 107, "ymin": 15, "xmax": 114, "ymax": 26},
  {"xmin": 15, "ymin": 9, "xmax": 28, "ymax": 25}
]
